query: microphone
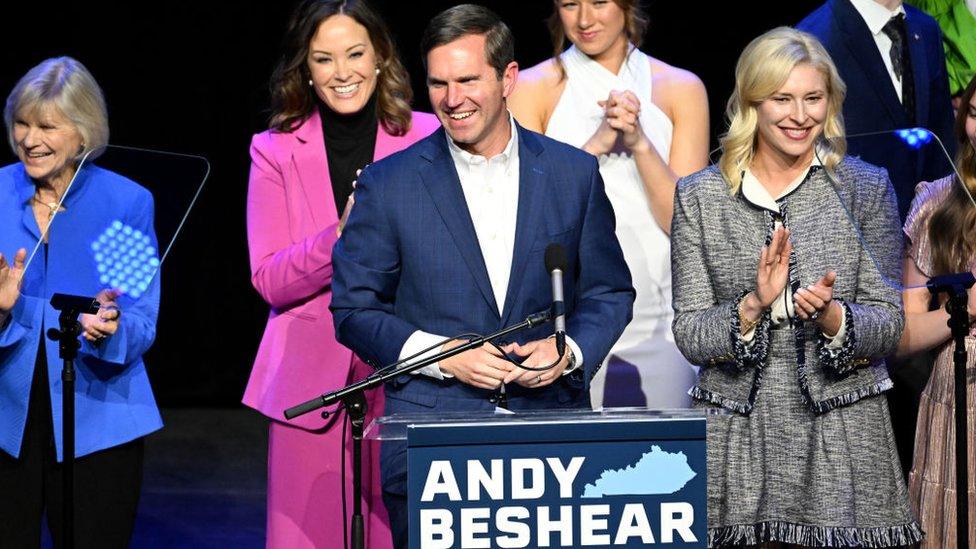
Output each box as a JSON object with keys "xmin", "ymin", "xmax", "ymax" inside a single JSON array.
[{"xmin": 544, "ymin": 244, "xmax": 567, "ymax": 357}]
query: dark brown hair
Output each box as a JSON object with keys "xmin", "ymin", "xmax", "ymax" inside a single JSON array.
[
  {"xmin": 547, "ymin": 0, "xmax": 649, "ymax": 81},
  {"xmin": 268, "ymin": 0, "xmax": 413, "ymax": 135},
  {"xmin": 928, "ymin": 73, "xmax": 976, "ymax": 275},
  {"xmin": 420, "ymin": 4, "xmax": 514, "ymax": 79}
]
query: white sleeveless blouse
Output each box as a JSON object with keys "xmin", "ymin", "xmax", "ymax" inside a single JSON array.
[
  {"xmin": 545, "ymin": 46, "xmax": 696, "ymax": 408},
  {"xmin": 547, "ymin": 46, "xmax": 673, "ymax": 334}
]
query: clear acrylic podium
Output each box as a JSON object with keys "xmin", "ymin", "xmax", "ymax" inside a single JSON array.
[{"xmin": 367, "ymin": 408, "xmax": 720, "ymax": 548}]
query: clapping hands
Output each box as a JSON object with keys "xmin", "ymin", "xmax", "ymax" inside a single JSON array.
[
  {"xmin": 754, "ymin": 227, "xmax": 792, "ymax": 309},
  {"xmin": 0, "ymin": 248, "xmax": 27, "ymax": 314},
  {"xmin": 585, "ymin": 90, "xmax": 651, "ymax": 156}
]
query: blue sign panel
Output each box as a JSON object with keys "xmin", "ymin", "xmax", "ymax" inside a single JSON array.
[{"xmin": 407, "ymin": 418, "xmax": 706, "ymax": 548}]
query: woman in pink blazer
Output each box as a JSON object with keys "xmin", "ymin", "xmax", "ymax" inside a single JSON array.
[{"xmin": 243, "ymin": 1, "xmax": 438, "ymax": 547}]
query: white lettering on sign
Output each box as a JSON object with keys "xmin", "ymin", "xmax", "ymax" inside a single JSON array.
[
  {"xmin": 460, "ymin": 508, "xmax": 491, "ymax": 548},
  {"xmin": 495, "ymin": 506, "xmax": 531, "ymax": 548},
  {"xmin": 467, "ymin": 459, "xmax": 504, "ymax": 501},
  {"xmin": 537, "ymin": 504, "xmax": 574, "ymax": 547},
  {"xmin": 422, "ymin": 457, "xmax": 586, "ymax": 503},
  {"xmin": 614, "ymin": 503, "xmax": 655, "ymax": 544},
  {"xmin": 421, "ymin": 461, "xmax": 462, "ymax": 502},
  {"xmin": 416, "ymin": 455, "xmax": 699, "ymax": 546},
  {"xmin": 420, "ymin": 504, "xmax": 697, "ymax": 547},
  {"xmin": 547, "ymin": 457, "xmax": 584, "ymax": 498},
  {"xmin": 661, "ymin": 502, "xmax": 697, "ymax": 543},
  {"xmin": 511, "ymin": 459, "xmax": 545, "ymax": 499},
  {"xmin": 580, "ymin": 504, "xmax": 610, "ymax": 545},
  {"xmin": 419, "ymin": 508, "xmax": 454, "ymax": 548}
]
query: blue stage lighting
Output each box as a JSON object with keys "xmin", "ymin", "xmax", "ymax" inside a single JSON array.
[
  {"xmin": 90, "ymin": 220, "xmax": 159, "ymax": 299},
  {"xmin": 896, "ymin": 128, "xmax": 933, "ymax": 150}
]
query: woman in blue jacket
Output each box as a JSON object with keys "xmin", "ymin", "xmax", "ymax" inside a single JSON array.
[{"xmin": 0, "ymin": 57, "xmax": 161, "ymax": 548}]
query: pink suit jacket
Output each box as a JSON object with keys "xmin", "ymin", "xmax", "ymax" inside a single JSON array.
[{"xmin": 244, "ymin": 109, "xmax": 440, "ymax": 430}]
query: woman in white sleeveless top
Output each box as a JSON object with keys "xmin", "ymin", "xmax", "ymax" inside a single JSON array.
[{"xmin": 509, "ymin": 0, "xmax": 709, "ymax": 408}]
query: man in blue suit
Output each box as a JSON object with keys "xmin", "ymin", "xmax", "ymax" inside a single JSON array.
[
  {"xmin": 797, "ymin": 0, "xmax": 956, "ymax": 220},
  {"xmin": 330, "ymin": 4, "xmax": 634, "ymax": 545}
]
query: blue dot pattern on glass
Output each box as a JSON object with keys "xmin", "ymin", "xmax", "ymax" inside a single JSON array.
[
  {"xmin": 89, "ymin": 220, "xmax": 158, "ymax": 298},
  {"xmin": 895, "ymin": 128, "xmax": 933, "ymax": 149}
]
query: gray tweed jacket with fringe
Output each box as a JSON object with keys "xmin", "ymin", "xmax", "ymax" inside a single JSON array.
[{"xmin": 670, "ymin": 157, "xmax": 904, "ymax": 415}]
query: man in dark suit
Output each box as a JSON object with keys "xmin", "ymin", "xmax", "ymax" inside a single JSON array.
[
  {"xmin": 330, "ymin": 5, "xmax": 634, "ymax": 545},
  {"xmin": 797, "ymin": 0, "xmax": 955, "ymax": 220}
]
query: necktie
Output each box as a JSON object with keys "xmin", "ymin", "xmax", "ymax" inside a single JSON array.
[{"xmin": 881, "ymin": 14, "xmax": 916, "ymax": 124}]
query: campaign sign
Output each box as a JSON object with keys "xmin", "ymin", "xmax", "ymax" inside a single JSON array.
[{"xmin": 407, "ymin": 415, "xmax": 706, "ymax": 548}]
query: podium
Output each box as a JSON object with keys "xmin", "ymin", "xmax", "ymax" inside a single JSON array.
[{"xmin": 367, "ymin": 408, "xmax": 715, "ymax": 548}]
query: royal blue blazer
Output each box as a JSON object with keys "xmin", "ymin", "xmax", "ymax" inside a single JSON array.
[{"xmin": 0, "ymin": 162, "xmax": 161, "ymax": 461}]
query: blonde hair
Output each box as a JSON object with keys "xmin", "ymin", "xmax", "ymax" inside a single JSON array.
[
  {"xmin": 719, "ymin": 27, "xmax": 846, "ymax": 194},
  {"xmin": 4, "ymin": 56, "xmax": 109, "ymax": 161}
]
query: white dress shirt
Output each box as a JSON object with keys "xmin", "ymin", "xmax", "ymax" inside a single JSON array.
[
  {"xmin": 739, "ymin": 156, "xmax": 847, "ymax": 347},
  {"xmin": 850, "ymin": 0, "xmax": 909, "ymax": 103},
  {"xmin": 453, "ymin": 117, "xmax": 521, "ymax": 312},
  {"xmin": 399, "ymin": 114, "xmax": 582, "ymax": 378}
]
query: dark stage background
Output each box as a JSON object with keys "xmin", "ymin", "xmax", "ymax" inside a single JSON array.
[{"xmin": 0, "ymin": 1, "xmax": 824, "ymax": 406}]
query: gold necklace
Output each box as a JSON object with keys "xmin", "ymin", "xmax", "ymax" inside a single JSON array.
[{"xmin": 32, "ymin": 195, "xmax": 64, "ymax": 219}]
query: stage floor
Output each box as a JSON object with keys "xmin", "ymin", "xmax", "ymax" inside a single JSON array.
[
  {"xmin": 135, "ymin": 407, "xmax": 268, "ymax": 547},
  {"xmin": 42, "ymin": 407, "xmax": 268, "ymax": 548}
]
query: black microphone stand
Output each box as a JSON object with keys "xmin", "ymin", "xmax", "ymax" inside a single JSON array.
[
  {"xmin": 927, "ymin": 272, "xmax": 973, "ymax": 549},
  {"xmin": 283, "ymin": 309, "xmax": 551, "ymax": 549},
  {"xmin": 46, "ymin": 293, "xmax": 100, "ymax": 549}
]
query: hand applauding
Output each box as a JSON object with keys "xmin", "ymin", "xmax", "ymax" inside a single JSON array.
[
  {"xmin": 754, "ymin": 227, "xmax": 792, "ymax": 308},
  {"xmin": 0, "ymin": 248, "xmax": 27, "ymax": 315},
  {"xmin": 739, "ymin": 227, "xmax": 792, "ymax": 328},
  {"xmin": 794, "ymin": 271, "xmax": 843, "ymax": 336},
  {"xmin": 584, "ymin": 90, "xmax": 652, "ymax": 156}
]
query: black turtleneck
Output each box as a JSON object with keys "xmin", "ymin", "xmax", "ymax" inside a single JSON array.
[{"xmin": 318, "ymin": 92, "xmax": 379, "ymax": 215}]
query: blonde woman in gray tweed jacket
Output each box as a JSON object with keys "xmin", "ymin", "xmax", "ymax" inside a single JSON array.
[{"xmin": 671, "ymin": 27, "xmax": 922, "ymax": 547}]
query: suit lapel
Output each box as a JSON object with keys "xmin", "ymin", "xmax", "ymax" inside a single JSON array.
[
  {"xmin": 501, "ymin": 126, "xmax": 546, "ymax": 325},
  {"xmin": 904, "ymin": 11, "xmax": 929, "ymax": 127},
  {"xmin": 833, "ymin": 0, "xmax": 907, "ymax": 127},
  {"xmin": 291, "ymin": 110, "xmax": 338, "ymax": 226},
  {"xmin": 417, "ymin": 129, "xmax": 499, "ymax": 316}
]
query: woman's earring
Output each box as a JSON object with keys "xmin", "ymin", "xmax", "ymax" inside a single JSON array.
[
  {"xmin": 308, "ymin": 79, "xmax": 314, "ymax": 87},
  {"xmin": 375, "ymin": 67, "xmax": 380, "ymax": 75}
]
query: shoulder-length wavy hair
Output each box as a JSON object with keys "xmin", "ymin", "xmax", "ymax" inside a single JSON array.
[
  {"xmin": 4, "ymin": 56, "xmax": 109, "ymax": 161},
  {"xmin": 269, "ymin": 0, "xmax": 413, "ymax": 136},
  {"xmin": 719, "ymin": 27, "xmax": 846, "ymax": 194},
  {"xmin": 547, "ymin": 0, "xmax": 648, "ymax": 81},
  {"xmin": 927, "ymin": 73, "xmax": 976, "ymax": 275}
]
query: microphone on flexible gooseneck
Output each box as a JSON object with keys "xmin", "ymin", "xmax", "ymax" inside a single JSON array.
[{"xmin": 544, "ymin": 244, "xmax": 567, "ymax": 357}]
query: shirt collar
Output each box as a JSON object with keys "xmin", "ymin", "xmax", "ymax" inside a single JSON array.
[
  {"xmin": 446, "ymin": 112, "xmax": 519, "ymax": 174},
  {"xmin": 849, "ymin": 0, "xmax": 907, "ymax": 35},
  {"xmin": 742, "ymin": 153, "xmax": 822, "ymax": 213}
]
